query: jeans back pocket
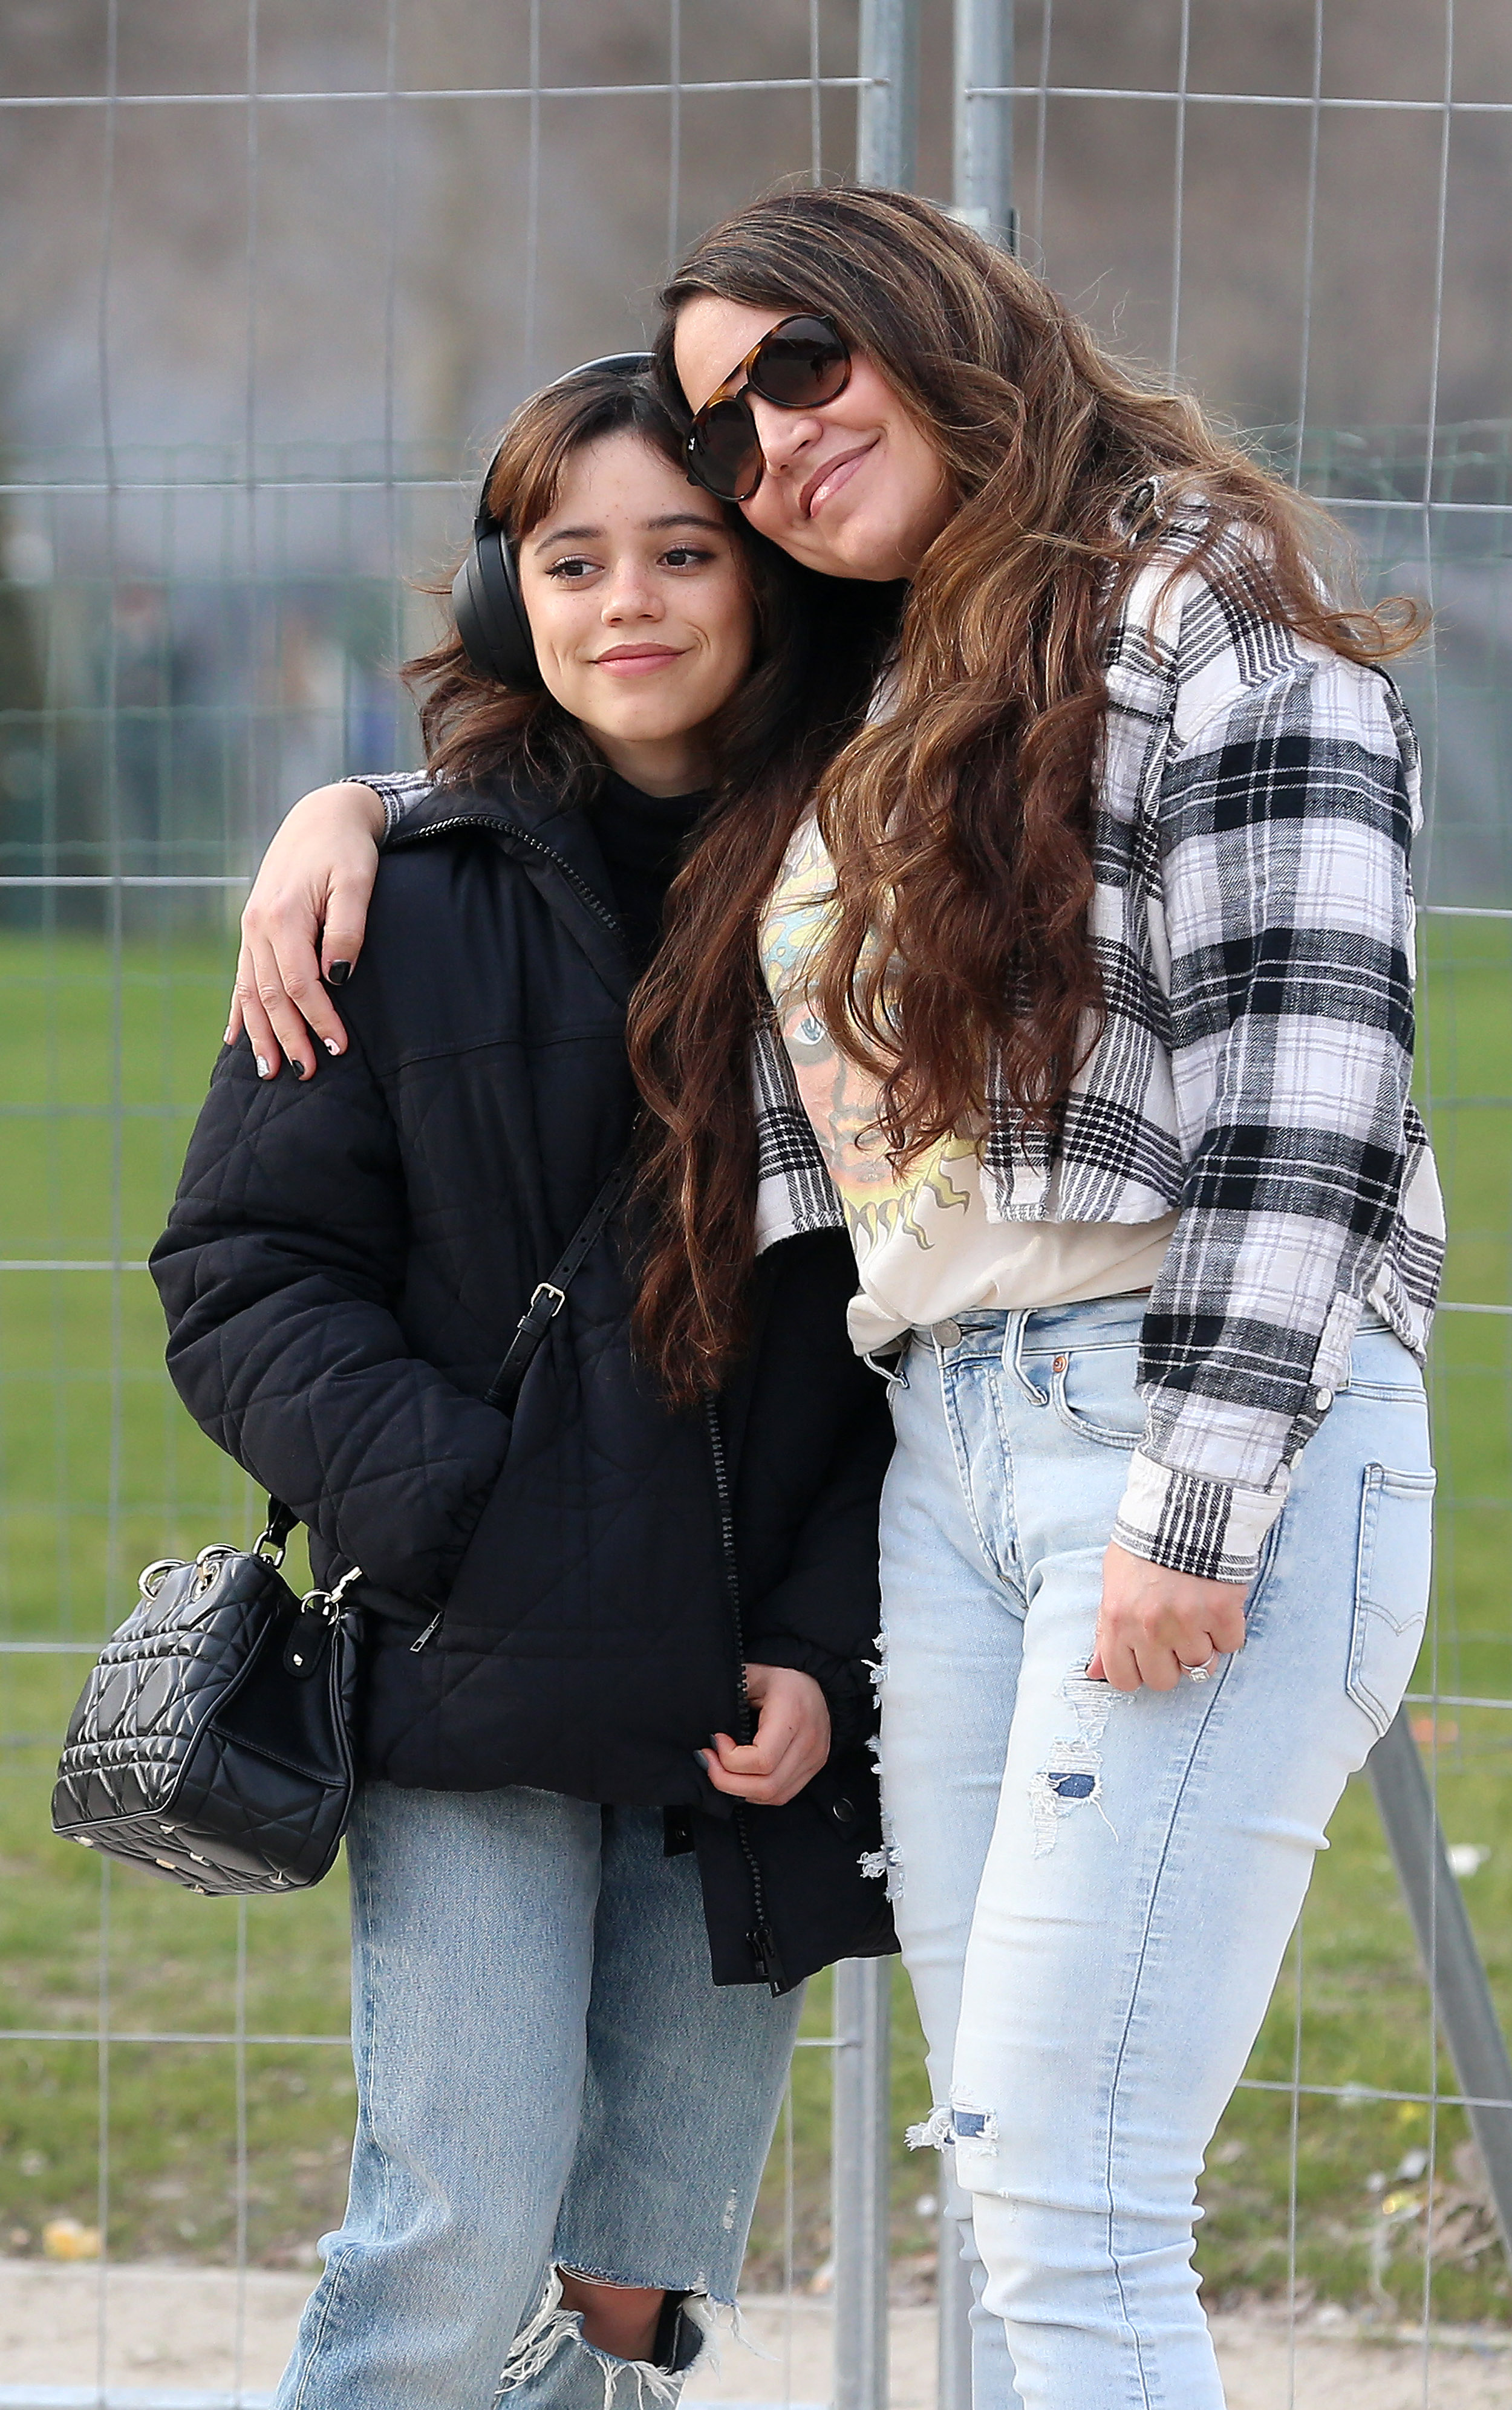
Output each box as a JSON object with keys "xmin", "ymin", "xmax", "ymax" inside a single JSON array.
[{"xmin": 1347, "ymin": 1463, "xmax": 1437, "ymax": 1739}]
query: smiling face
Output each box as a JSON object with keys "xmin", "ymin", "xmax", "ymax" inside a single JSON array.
[
  {"xmin": 516, "ymin": 428, "xmax": 755, "ymax": 795},
  {"xmin": 674, "ymin": 295, "xmax": 955, "ymax": 583}
]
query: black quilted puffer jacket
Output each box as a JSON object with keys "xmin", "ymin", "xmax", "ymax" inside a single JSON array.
[{"xmin": 149, "ymin": 776, "xmax": 896, "ymax": 1990}]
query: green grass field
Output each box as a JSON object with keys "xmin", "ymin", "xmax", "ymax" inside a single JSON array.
[{"xmin": 1, "ymin": 919, "xmax": 1509, "ymax": 2320}]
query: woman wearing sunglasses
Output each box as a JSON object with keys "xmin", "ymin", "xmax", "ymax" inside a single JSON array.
[
  {"xmin": 234, "ymin": 190, "xmax": 1441, "ymax": 2410},
  {"xmin": 153, "ymin": 360, "xmax": 897, "ymax": 2410}
]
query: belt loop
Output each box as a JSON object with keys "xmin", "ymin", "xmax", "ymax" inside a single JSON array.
[
  {"xmin": 1002, "ymin": 1308, "xmax": 1047, "ymax": 1404},
  {"xmin": 863, "ymin": 1340, "xmax": 909, "ymax": 1389}
]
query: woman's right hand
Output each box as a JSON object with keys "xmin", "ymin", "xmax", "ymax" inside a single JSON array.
[
  {"xmin": 698, "ymin": 1664, "xmax": 832, "ymax": 1805},
  {"xmin": 226, "ymin": 782, "xmax": 385, "ymax": 1079},
  {"xmin": 1089, "ymin": 1542, "xmax": 1247, "ymax": 1692}
]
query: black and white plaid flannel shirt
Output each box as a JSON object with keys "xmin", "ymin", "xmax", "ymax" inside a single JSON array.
[{"xmin": 361, "ymin": 516, "xmax": 1443, "ymax": 1583}]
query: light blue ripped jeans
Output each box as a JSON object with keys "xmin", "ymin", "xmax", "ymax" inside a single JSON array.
[
  {"xmin": 275, "ymin": 1787, "xmax": 803, "ymax": 2410},
  {"xmin": 876, "ymin": 1296, "xmax": 1433, "ymax": 2410}
]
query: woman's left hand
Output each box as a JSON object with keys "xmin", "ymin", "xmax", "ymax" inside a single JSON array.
[
  {"xmin": 699, "ymin": 1664, "xmax": 832, "ymax": 1806},
  {"xmin": 1087, "ymin": 1542, "xmax": 1248, "ymax": 1693}
]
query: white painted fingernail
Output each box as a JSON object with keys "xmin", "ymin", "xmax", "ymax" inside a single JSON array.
[
  {"xmin": 223, "ymin": 1028, "xmax": 235, "ymax": 1046},
  {"xmin": 324, "ymin": 1038, "xmax": 341, "ymax": 1056},
  {"xmin": 255, "ymin": 1055, "xmax": 270, "ymax": 1078}
]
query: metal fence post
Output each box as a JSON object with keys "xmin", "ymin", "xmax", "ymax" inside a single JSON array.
[
  {"xmin": 953, "ymin": 0, "xmax": 1016, "ymax": 250},
  {"xmin": 1368, "ymin": 1707, "xmax": 1512, "ymax": 2259},
  {"xmin": 937, "ymin": 16, "xmax": 1014, "ymax": 2381},
  {"xmin": 832, "ymin": 1956, "xmax": 891, "ymax": 2410},
  {"xmin": 856, "ymin": 0, "xmax": 921, "ymax": 191}
]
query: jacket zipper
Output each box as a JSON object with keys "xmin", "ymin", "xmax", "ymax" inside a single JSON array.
[
  {"xmin": 391, "ymin": 845, "xmax": 780, "ymax": 1986},
  {"xmin": 396, "ymin": 809, "xmax": 627, "ymax": 1665},
  {"xmin": 388, "ymin": 813, "xmax": 628, "ymax": 945},
  {"xmin": 703, "ymin": 1397, "xmax": 787, "ymax": 1996}
]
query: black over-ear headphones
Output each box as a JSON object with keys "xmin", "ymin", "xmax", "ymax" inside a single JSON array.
[{"xmin": 450, "ymin": 351, "xmax": 656, "ymax": 689}]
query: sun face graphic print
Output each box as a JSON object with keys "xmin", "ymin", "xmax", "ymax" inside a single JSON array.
[{"xmin": 758, "ymin": 815, "xmax": 979, "ymax": 1260}]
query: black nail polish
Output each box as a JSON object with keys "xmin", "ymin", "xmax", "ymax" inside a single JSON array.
[
  {"xmin": 327, "ymin": 961, "xmax": 351, "ymax": 986},
  {"xmin": 289, "ymin": 1059, "xmax": 307, "ymax": 1080}
]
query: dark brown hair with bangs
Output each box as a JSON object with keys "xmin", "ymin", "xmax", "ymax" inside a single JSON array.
[
  {"xmin": 399, "ymin": 363, "xmax": 898, "ymax": 1401},
  {"xmin": 628, "ymin": 183, "xmax": 1426, "ymax": 1400},
  {"xmin": 400, "ymin": 365, "xmax": 865, "ymax": 810}
]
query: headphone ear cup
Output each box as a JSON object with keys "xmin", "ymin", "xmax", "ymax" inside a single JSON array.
[{"xmin": 451, "ymin": 529, "xmax": 539, "ymax": 688}]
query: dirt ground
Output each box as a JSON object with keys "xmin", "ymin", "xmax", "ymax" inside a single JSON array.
[{"xmin": 1, "ymin": 2264, "xmax": 1508, "ymax": 2408}]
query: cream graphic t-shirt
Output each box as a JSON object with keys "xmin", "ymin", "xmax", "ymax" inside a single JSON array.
[{"xmin": 758, "ymin": 814, "xmax": 1176, "ymax": 1352}]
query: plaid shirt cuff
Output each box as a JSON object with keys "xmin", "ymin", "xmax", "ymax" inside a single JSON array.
[
  {"xmin": 353, "ymin": 772, "xmax": 434, "ymax": 843},
  {"xmin": 1112, "ymin": 1448, "xmax": 1289, "ymax": 1584}
]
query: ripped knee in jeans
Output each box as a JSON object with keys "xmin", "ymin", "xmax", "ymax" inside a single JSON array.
[
  {"xmin": 498, "ymin": 2273, "xmax": 715, "ymax": 2410},
  {"xmin": 905, "ymin": 2101, "xmax": 1001, "ymax": 2155}
]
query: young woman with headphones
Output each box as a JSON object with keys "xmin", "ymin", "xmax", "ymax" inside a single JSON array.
[
  {"xmin": 230, "ymin": 189, "xmax": 1441, "ymax": 2409},
  {"xmin": 153, "ymin": 359, "xmax": 897, "ymax": 2410}
]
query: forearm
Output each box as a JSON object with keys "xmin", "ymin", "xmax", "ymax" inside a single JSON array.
[{"xmin": 1120, "ymin": 656, "xmax": 1421, "ymax": 1578}]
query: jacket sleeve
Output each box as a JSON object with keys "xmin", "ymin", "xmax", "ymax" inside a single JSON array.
[
  {"xmin": 739, "ymin": 1393, "xmax": 893, "ymax": 1755},
  {"xmin": 149, "ymin": 1034, "xmax": 510, "ymax": 1603},
  {"xmin": 1112, "ymin": 650, "xmax": 1422, "ymax": 1583},
  {"xmin": 729, "ymin": 1229, "xmax": 892, "ymax": 1753}
]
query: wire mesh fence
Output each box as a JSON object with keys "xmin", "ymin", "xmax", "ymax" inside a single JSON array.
[{"xmin": 1, "ymin": 4, "xmax": 1510, "ymax": 2404}]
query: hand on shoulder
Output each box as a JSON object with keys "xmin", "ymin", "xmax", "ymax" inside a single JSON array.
[{"xmin": 226, "ymin": 781, "xmax": 385, "ymax": 1080}]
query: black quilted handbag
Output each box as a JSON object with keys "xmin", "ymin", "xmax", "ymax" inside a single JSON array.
[
  {"xmin": 51, "ymin": 1144, "xmax": 637, "ymax": 1897},
  {"xmin": 50, "ymin": 1503, "xmax": 362, "ymax": 1895}
]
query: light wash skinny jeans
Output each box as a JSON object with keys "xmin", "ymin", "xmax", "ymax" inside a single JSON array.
[
  {"xmin": 275, "ymin": 1787, "xmax": 803, "ymax": 2410},
  {"xmin": 877, "ymin": 1296, "xmax": 1434, "ymax": 2410}
]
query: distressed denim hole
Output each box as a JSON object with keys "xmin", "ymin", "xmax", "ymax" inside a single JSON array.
[
  {"xmin": 1030, "ymin": 1663, "xmax": 1124, "ymax": 1855},
  {"xmin": 859, "ymin": 1726, "xmax": 903, "ymax": 1897},
  {"xmin": 497, "ymin": 2274, "xmax": 715, "ymax": 2410}
]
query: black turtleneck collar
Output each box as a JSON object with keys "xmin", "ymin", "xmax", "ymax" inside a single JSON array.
[{"xmin": 582, "ymin": 772, "xmax": 710, "ymax": 972}]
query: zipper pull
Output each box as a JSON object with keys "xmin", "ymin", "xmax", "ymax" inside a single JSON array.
[
  {"xmin": 409, "ymin": 1610, "xmax": 443, "ymax": 1655},
  {"xmin": 748, "ymin": 1922, "xmax": 786, "ymax": 1996}
]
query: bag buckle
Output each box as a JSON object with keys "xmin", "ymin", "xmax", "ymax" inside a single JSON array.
[
  {"xmin": 192, "ymin": 1543, "xmax": 238, "ymax": 1595},
  {"xmin": 286, "ymin": 1562, "xmax": 364, "ymax": 1675},
  {"xmin": 530, "ymin": 1282, "xmax": 567, "ymax": 1318},
  {"xmin": 254, "ymin": 1520, "xmax": 288, "ymax": 1568},
  {"xmin": 138, "ymin": 1558, "xmax": 186, "ymax": 1600},
  {"xmin": 302, "ymin": 1562, "xmax": 364, "ymax": 1627}
]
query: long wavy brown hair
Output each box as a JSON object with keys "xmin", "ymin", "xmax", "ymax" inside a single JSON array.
[{"xmin": 628, "ymin": 183, "xmax": 1425, "ymax": 1399}]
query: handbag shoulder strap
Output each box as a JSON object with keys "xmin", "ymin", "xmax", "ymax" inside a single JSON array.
[
  {"xmin": 256, "ymin": 1498, "xmax": 299, "ymax": 1558},
  {"xmin": 485, "ymin": 1146, "xmax": 637, "ymax": 1413}
]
